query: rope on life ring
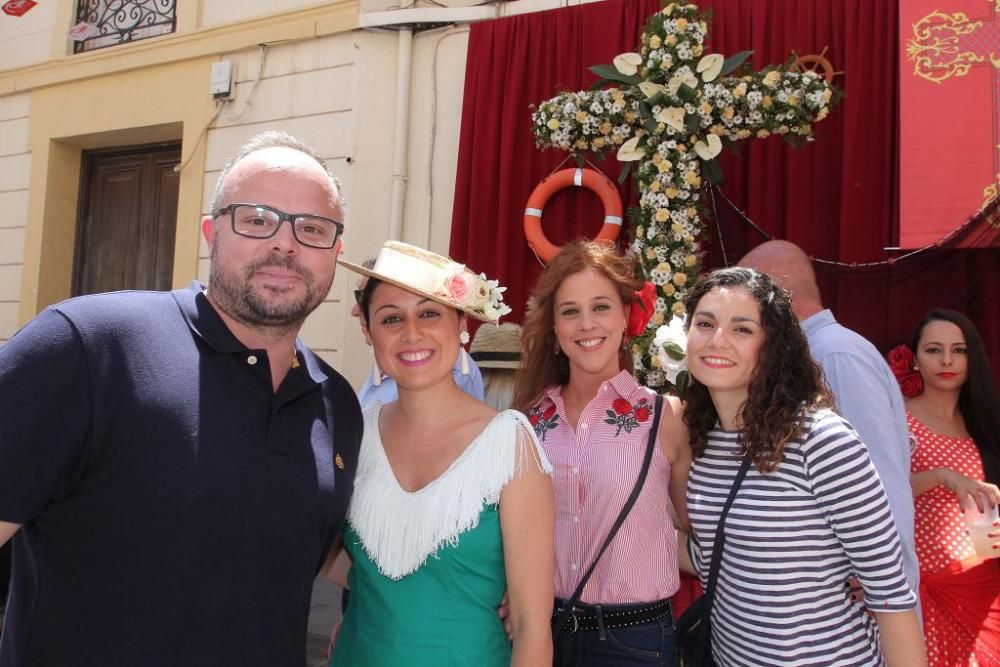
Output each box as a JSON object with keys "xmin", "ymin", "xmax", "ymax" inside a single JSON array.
[{"xmin": 523, "ymin": 168, "xmax": 624, "ymax": 264}]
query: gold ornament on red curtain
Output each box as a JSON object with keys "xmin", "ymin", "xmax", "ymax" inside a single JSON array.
[{"xmin": 530, "ymin": 0, "xmax": 841, "ymax": 391}]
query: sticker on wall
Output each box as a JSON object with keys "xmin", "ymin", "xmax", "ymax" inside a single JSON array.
[
  {"xmin": 2, "ymin": 0, "xmax": 38, "ymax": 17},
  {"xmin": 67, "ymin": 21, "xmax": 101, "ymax": 42}
]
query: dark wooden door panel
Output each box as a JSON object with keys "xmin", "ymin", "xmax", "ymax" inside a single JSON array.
[{"xmin": 74, "ymin": 143, "xmax": 180, "ymax": 296}]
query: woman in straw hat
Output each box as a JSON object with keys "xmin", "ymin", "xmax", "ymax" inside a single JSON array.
[{"xmin": 329, "ymin": 241, "xmax": 555, "ymax": 667}]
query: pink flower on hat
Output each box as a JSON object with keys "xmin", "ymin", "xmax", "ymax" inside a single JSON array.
[{"xmin": 444, "ymin": 270, "xmax": 473, "ymax": 305}]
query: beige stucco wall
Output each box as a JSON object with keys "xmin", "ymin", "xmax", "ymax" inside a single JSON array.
[
  {"xmin": 0, "ymin": 1, "xmax": 58, "ymax": 71},
  {"xmin": 0, "ymin": 93, "xmax": 29, "ymax": 341}
]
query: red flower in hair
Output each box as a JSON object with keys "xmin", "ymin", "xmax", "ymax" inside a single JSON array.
[
  {"xmin": 626, "ymin": 282, "xmax": 657, "ymax": 337},
  {"xmin": 887, "ymin": 344, "xmax": 924, "ymax": 398}
]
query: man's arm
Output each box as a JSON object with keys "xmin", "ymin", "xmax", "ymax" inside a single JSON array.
[{"xmin": 0, "ymin": 521, "xmax": 19, "ymax": 547}]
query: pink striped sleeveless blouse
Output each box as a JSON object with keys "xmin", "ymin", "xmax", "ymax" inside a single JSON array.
[{"xmin": 526, "ymin": 370, "xmax": 679, "ymax": 604}]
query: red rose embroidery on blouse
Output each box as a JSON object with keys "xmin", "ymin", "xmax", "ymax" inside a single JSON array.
[{"xmin": 604, "ymin": 397, "xmax": 654, "ymax": 436}]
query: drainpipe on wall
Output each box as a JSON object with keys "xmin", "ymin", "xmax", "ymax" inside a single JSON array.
[{"xmin": 388, "ymin": 27, "xmax": 413, "ymax": 241}]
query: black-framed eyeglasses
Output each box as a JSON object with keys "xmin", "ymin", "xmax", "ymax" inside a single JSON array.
[{"xmin": 213, "ymin": 203, "xmax": 344, "ymax": 249}]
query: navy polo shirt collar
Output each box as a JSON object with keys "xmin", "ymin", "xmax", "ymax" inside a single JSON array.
[{"xmin": 173, "ymin": 281, "xmax": 329, "ymax": 387}]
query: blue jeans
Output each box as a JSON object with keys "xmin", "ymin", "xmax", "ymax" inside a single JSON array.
[{"xmin": 553, "ymin": 600, "xmax": 676, "ymax": 666}]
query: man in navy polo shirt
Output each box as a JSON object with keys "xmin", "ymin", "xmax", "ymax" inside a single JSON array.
[{"xmin": 0, "ymin": 131, "xmax": 362, "ymax": 666}]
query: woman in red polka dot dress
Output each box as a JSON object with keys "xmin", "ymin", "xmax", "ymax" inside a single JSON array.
[{"xmin": 890, "ymin": 309, "xmax": 1000, "ymax": 666}]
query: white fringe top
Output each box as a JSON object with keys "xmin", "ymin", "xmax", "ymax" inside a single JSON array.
[{"xmin": 347, "ymin": 404, "xmax": 552, "ymax": 581}]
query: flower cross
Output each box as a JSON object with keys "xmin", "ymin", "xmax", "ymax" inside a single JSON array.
[{"xmin": 531, "ymin": 1, "xmax": 839, "ymax": 391}]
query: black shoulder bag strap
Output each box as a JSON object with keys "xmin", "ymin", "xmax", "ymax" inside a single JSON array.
[
  {"xmin": 695, "ymin": 453, "xmax": 753, "ymax": 625},
  {"xmin": 552, "ymin": 393, "xmax": 664, "ymax": 637}
]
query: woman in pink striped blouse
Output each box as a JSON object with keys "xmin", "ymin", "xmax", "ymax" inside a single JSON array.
[{"xmin": 512, "ymin": 241, "xmax": 692, "ymax": 666}]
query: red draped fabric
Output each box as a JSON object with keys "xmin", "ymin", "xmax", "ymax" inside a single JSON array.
[{"xmin": 450, "ymin": 0, "xmax": 1000, "ymax": 376}]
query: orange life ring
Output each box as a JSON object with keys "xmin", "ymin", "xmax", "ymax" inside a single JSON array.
[{"xmin": 523, "ymin": 168, "xmax": 624, "ymax": 264}]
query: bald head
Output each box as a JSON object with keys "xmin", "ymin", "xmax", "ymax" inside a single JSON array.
[{"xmin": 738, "ymin": 240, "xmax": 822, "ymax": 320}]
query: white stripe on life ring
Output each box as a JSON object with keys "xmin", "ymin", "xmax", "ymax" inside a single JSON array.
[
  {"xmin": 604, "ymin": 215, "xmax": 624, "ymax": 226},
  {"xmin": 524, "ymin": 208, "xmax": 543, "ymax": 218},
  {"xmin": 574, "ymin": 168, "xmax": 584, "ymax": 187}
]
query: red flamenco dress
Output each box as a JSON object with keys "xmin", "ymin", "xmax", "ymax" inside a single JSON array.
[{"xmin": 909, "ymin": 412, "xmax": 1000, "ymax": 666}]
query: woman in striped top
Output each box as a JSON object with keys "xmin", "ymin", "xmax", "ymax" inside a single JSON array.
[
  {"xmin": 681, "ymin": 267, "xmax": 925, "ymax": 666},
  {"xmin": 512, "ymin": 241, "xmax": 691, "ymax": 666}
]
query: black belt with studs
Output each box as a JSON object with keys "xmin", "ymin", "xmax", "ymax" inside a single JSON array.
[{"xmin": 553, "ymin": 598, "xmax": 672, "ymax": 633}]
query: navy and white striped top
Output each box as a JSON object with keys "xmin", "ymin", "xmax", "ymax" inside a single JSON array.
[{"xmin": 687, "ymin": 408, "xmax": 916, "ymax": 667}]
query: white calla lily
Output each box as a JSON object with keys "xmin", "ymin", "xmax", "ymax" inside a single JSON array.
[
  {"xmin": 656, "ymin": 106, "xmax": 686, "ymax": 132},
  {"xmin": 667, "ymin": 72, "xmax": 699, "ymax": 97},
  {"xmin": 613, "ymin": 52, "xmax": 643, "ymax": 76},
  {"xmin": 638, "ymin": 81, "xmax": 667, "ymax": 99},
  {"xmin": 696, "ymin": 53, "xmax": 725, "ymax": 82},
  {"xmin": 616, "ymin": 136, "xmax": 645, "ymax": 162},
  {"xmin": 694, "ymin": 134, "xmax": 723, "ymax": 161}
]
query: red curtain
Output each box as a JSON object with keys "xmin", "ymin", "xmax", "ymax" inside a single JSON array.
[{"xmin": 450, "ymin": 0, "xmax": 1000, "ymax": 376}]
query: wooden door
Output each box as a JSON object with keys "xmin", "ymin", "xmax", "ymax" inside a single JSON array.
[{"xmin": 73, "ymin": 143, "xmax": 181, "ymax": 296}]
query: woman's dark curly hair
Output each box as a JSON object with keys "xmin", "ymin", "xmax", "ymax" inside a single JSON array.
[
  {"xmin": 682, "ymin": 267, "xmax": 833, "ymax": 472},
  {"xmin": 909, "ymin": 308, "xmax": 1000, "ymax": 485}
]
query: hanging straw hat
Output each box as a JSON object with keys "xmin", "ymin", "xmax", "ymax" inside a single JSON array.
[
  {"xmin": 469, "ymin": 322, "xmax": 522, "ymax": 369},
  {"xmin": 339, "ymin": 240, "xmax": 511, "ymax": 323}
]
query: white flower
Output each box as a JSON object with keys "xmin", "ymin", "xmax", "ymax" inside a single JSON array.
[
  {"xmin": 617, "ymin": 136, "xmax": 645, "ymax": 161},
  {"xmin": 696, "ymin": 54, "xmax": 724, "ymax": 82},
  {"xmin": 694, "ymin": 133, "xmax": 722, "ymax": 160},
  {"xmin": 653, "ymin": 315, "xmax": 688, "ymax": 383},
  {"xmin": 613, "ymin": 52, "xmax": 642, "ymax": 76},
  {"xmin": 656, "ymin": 106, "xmax": 686, "ymax": 132},
  {"xmin": 639, "ymin": 81, "xmax": 667, "ymax": 99}
]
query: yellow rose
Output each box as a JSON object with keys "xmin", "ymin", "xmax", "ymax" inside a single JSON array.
[
  {"xmin": 710, "ymin": 124, "xmax": 725, "ymax": 136},
  {"xmin": 684, "ymin": 234, "xmax": 695, "ymax": 244},
  {"xmin": 762, "ymin": 95, "xmax": 773, "ymax": 108},
  {"xmin": 693, "ymin": 44, "xmax": 703, "ymax": 57},
  {"xmin": 677, "ymin": 144, "xmax": 688, "ymax": 153},
  {"xmin": 722, "ymin": 107, "xmax": 735, "ymax": 120},
  {"xmin": 787, "ymin": 95, "xmax": 799, "ymax": 107},
  {"xmin": 649, "ymin": 180, "xmax": 662, "ymax": 193},
  {"xmin": 625, "ymin": 112, "xmax": 637, "ymax": 123},
  {"xmin": 655, "ymin": 208, "xmax": 670, "ymax": 222},
  {"xmin": 657, "ymin": 160, "xmax": 673, "ymax": 174},
  {"xmin": 684, "ymin": 171, "xmax": 701, "ymax": 186},
  {"xmin": 636, "ymin": 225, "xmax": 645, "ymax": 237},
  {"xmin": 737, "ymin": 129, "xmax": 751, "ymax": 139},
  {"xmin": 676, "ymin": 18, "xmax": 688, "ymax": 31},
  {"xmin": 663, "ymin": 284, "xmax": 676, "ymax": 296},
  {"xmin": 734, "ymin": 82, "xmax": 748, "ymax": 98},
  {"xmin": 546, "ymin": 118, "xmax": 560, "ymax": 130},
  {"xmin": 600, "ymin": 122, "xmax": 612, "ymax": 135},
  {"xmin": 685, "ymin": 254, "xmax": 698, "ymax": 267},
  {"xmin": 665, "ymin": 187, "xmax": 680, "ymax": 198},
  {"xmin": 672, "ymin": 301, "xmax": 686, "ymax": 315},
  {"xmin": 686, "ymin": 207, "xmax": 698, "ymax": 217},
  {"xmin": 650, "ymin": 35, "xmax": 662, "ymax": 49},
  {"xmin": 593, "ymin": 137, "xmax": 607, "ymax": 148},
  {"xmin": 700, "ymin": 101, "xmax": 713, "ymax": 114},
  {"xmin": 653, "ymin": 312, "xmax": 665, "ymax": 326},
  {"xmin": 671, "ymin": 223, "xmax": 684, "ymax": 235},
  {"xmin": 651, "ymin": 354, "xmax": 661, "ymax": 368},
  {"xmin": 612, "ymin": 91, "xmax": 626, "ymax": 104},
  {"xmin": 762, "ymin": 70, "xmax": 782, "ymax": 88},
  {"xmin": 646, "ymin": 248, "xmax": 657, "ymax": 259},
  {"xmin": 673, "ymin": 272, "xmax": 688, "ymax": 286},
  {"xmin": 756, "ymin": 129, "xmax": 770, "ymax": 138},
  {"xmin": 665, "ymin": 34, "xmax": 678, "ymax": 46},
  {"xmin": 575, "ymin": 139, "xmax": 588, "ymax": 149},
  {"xmin": 776, "ymin": 126, "xmax": 788, "ymax": 135},
  {"xmin": 656, "ymin": 262, "xmax": 671, "ymax": 273},
  {"xmin": 822, "ymin": 89, "xmax": 832, "ymax": 102},
  {"xmin": 576, "ymin": 110, "xmax": 589, "ymax": 123},
  {"xmin": 652, "ymin": 152, "xmax": 663, "ymax": 164}
]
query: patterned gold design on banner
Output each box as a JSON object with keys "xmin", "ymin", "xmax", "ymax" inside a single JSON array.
[{"xmin": 906, "ymin": 11, "xmax": 986, "ymax": 83}]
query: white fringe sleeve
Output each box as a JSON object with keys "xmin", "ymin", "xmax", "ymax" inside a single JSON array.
[{"xmin": 347, "ymin": 409, "xmax": 551, "ymax": 580}]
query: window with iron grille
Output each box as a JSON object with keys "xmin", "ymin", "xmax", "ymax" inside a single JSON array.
[{"xmin": 72, "ymin": 0, "xmax": 177, "ymax": 54}]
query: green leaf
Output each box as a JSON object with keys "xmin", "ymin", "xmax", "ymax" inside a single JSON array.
[
  {"xmin": 720, "ymin": 50, "xmax": 753, "ymax": 76},
  {"xmin": 573, "ymin": 154, "xmax": 585, "ymax": 168},
  {"xmin": 677, "ymin": 82, "xmax": 698, "ymax": 102},
  {"xmin": 676, "ymin": 370, "xmax": 690, "ymax": 397},
  {"xmin": 684, "ymin": 113, "xmax": 700, "ymax": 134},
  {"xmin": 664, "ymin": 341, "xmax": 685, "ymax": 361},
  {"xmin": 617, "ymin": 161, "xmax": 634, "ymax": 185},
  {"xmin": 702, "ymin": 158, "xmax": 724, "ymax": 185},
  {"xmin": 589, "ymin": 64, "xmax": 641, "ymax": 87},
  {"xmin": 644, "ymin": 118, "xmax": 659, "ymax": 134},
  {"xmin": 589, "ymin": 78, "xmax": 614, "ymax": 91}
]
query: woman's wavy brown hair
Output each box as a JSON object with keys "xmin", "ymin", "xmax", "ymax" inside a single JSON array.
[
  {"xmin": 683, "ymin": 267, "xmax": 833, "ymax": 472},
  {"xmin": 511, "ymin": 240, "xmax": 643, "ymax": 412},
  {"xmin": 909, "ymin": 308, "xmax": 1000, "ymax": 485}
]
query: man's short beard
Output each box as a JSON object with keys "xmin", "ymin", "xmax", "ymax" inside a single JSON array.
[{"xmin": 208, "ymin": 247, "xmax": 325, "ymax": 330}]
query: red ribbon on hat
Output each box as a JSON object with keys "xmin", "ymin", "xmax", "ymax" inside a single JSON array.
[{"xmin": 626, "ymin": 282, "xmax": 657, "ymax": 338}]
